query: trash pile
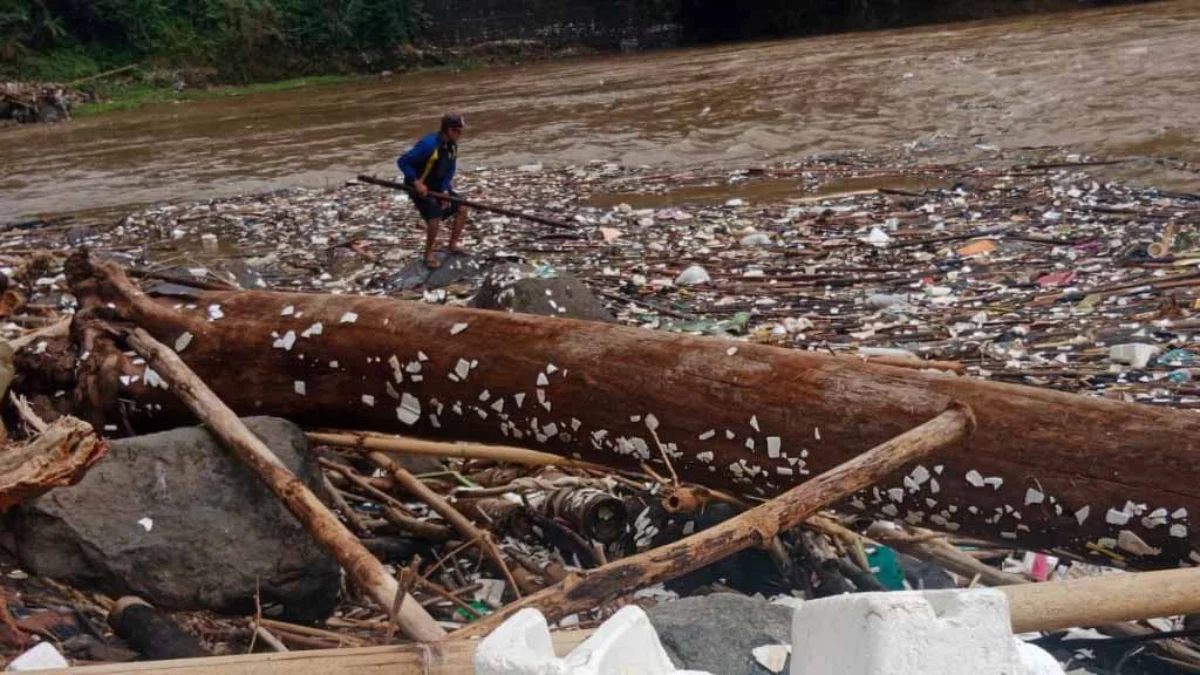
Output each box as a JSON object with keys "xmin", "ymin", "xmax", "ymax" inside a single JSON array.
[
  {"xmin": 0, "ymin": 82, "xmax": 77, "ymax": 125},
  {"xmin": 0, "ymin": 153, "xmax": 1199, "ymax": 673}
]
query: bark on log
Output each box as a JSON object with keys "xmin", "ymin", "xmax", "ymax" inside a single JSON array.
[
  {"xmin": 453, "ymin": 407, "xmax": 972, "ymax": 637},
  {"xmin": 119, "ymin": 327, "xmax": 445, "ymax": 642},
  {"xmin": 55, "ymin": 253, "xmax": 1200, "ymax": 568}
]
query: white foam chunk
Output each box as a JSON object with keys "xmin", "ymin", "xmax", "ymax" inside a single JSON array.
[
  {"xmin": 789, "ymin": 589, "xmax": 1063, "ymax": 675},
  {"xmin": 475, "ymin": 606, "xmax": 711, "ymax": 675}
]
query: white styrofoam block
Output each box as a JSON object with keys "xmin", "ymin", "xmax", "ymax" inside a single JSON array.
[
  {"xmin": 562, "ymin": 605, "xmax": 680, "ymax": 675},
  {"xmin": 6, "ymin": 642, "xmax": 70, "ymax": 671},
  {"xmin": 475, "ymin": 605, "xmax": 713, "ymax": 675},
  {"xmin": 790, "ymin": 589, "xmax": 1030, "ymax": 675},
  {"xmin": 1015, "ymin": 639, "xmax": 1067, "ymax": 675},
  {"xmin": 475, "ymin": 608, "xmax": 566, "ymax": 675}
]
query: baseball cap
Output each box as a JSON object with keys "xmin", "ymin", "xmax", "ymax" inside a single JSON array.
[{"xmin": 441, "ymin": 112, "xmax": 466, "ymax": 130}]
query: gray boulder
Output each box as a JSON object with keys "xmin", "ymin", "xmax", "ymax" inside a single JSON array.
[
  {"xmin": 647, "ymin": 593, "xmax": 793, "ymax": 674},
  {"xmin": 7, "ymin": 417, "xmax": 341, "ymax": 622},
  {"xmin": 472, "ymin": 264, "xmax": 614, "ymax": 322}
]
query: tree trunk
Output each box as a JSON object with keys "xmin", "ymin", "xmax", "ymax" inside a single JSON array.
[{"xmin": 54, "ymin": 253, "xmax": 1200, "ymax": 568}]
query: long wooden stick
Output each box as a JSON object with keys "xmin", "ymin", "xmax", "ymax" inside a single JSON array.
[
  {"xmin": 39, "ymin": 632, "xmax": 595, "ymax": 674},
  {"xmin": 122, "ymin": 327, "xmax": 446, "ymax": 642},
  {"xmin": 453, "ymin": 405, "xmax": 974, "ymax": 638},
  {"xmin": 1003, "ymin": 567, "xmax": 1200, "ymax": 634},
  {"xmin": 308, "ymin": 430, "xmax": 609, "ymax": 471},
  {"xmin": 356, "ymin": 174, "xmax": 578, "ymax": 230},
  {"xmin": 365, "ymin": 451, "xmax": 523, "ymax": 600}
]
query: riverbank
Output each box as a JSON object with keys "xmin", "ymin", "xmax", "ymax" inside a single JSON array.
[{"xmin": 3, "ymin": 0, "xmax": 1196, "ymax": 223}]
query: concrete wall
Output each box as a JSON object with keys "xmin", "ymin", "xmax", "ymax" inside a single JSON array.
[{"xmin": 420, "ymin": 0, "xmax": 680, "ymax": 49}]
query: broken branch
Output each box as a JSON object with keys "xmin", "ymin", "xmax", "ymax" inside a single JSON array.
[{"xmin": 453, "ymin": 405, "xmax": 973, "ymax": 637}]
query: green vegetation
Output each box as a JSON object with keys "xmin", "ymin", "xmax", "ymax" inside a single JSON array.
[
  {"xmin": 72, "ymin": 74, "xmax": 356, "ymax": 116},
  {"xmin": 1, "ymin": 0, "xmax": 427, "ymax": 83}
]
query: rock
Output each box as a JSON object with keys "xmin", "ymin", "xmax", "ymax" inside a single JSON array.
[
  {"xmin": 391, "ymin": 252, "xmax": 484, "ymax": 290},
  {"xmin": 740, "ymin": 233, "xmax": 772, "ymax": 247},
  {"xmin": 7, "ymin": 417, "xmax": 340, "ymax": 622},
  {"xmin": 647, "ymin": 593, "xmax": 792, "ymax": 675},
  {"xmin": 472, "ymin": 263, "xmax": 614, "ymax": 322}
]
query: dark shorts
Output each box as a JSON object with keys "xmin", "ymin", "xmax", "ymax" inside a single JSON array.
[{"xmin": 408, "ymin": 184, "xmax": 461, "ymax": 221}]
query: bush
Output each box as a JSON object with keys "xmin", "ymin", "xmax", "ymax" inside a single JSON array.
[{"xmin": 0, "ymin": 0, "xmax": 427, "ymax": 82}]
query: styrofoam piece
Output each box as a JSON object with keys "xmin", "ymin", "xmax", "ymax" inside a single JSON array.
[
  {"xmin": 790, "ymin": 589, "xmax": 1062, "ymax": 675},
  {"xmin": 6, "ymin": 642, "xmax": 70, "ymax": 671},
  {"xmin": 674, "ymin": 265, "xmax": 712, "ymax": 286},
  {"xmin": 1109, "ymin": 343, "xmax": 1162, "ymax": 368},
  {"xmin": 475, "ymin": 609, "xmax": 565, "ymax": 675},
  {"xmin": 475, "ymin": 605, "xmax": 714, "ymax": 675},
  {"xmin": 1016, "ymin": 639, "xmax": 1067, "ymax": 675}
]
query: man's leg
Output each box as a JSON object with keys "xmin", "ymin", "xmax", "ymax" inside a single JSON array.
[
  {"xmin": 448, "ymin": 206, "xmax": 469, "ymax": 254},
  {"xmin": 423, "ymin": 217, "xmax": 442, "ymax": 268}
]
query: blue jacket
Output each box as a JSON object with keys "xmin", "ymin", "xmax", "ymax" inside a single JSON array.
[{"xmin": 397, "ymin": 132, "xmax": 456, "ymax": 193}]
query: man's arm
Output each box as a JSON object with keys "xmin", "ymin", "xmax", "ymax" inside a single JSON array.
[{"xmin": 397, "ymin": 135, "xmax": 435, "ymax": 184}]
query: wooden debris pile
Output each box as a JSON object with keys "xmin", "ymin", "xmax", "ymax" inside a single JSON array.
[
  {"xmin": 0, "ymin": 82, "xmax": 75, "ymax": 125},
  {"xmin": 1, "ymin": 154, "xmax": 1200, "ymax": 673}
]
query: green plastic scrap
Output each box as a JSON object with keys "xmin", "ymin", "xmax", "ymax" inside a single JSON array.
[
  {"xmin": 455, "ymin": 601, "xmax": 491, "ymax": 622},
  {"xmin": 865, "ymin": 544, "xmax": 906, "ymax": 591}
]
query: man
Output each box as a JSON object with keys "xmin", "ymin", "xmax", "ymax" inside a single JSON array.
[{"xmin": 397, "ymin": 113, "xmax": 469, "ymax": 269}]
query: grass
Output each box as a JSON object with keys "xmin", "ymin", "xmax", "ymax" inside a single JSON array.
[{"xmin": 73, "ymin": 74, "xmax": 360, "ymax": 116}]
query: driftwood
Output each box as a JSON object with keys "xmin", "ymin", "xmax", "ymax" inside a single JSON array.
[
  {"xmin": 49, "ymin": 252, "xmax": 1200, "ymax": 567},
  {"xmin": 119, "ymin": 327, "xmax": 446, "ymax": 642},
  {"xmin": 0, "ymin": 415, "xmax": 107, "ymax": 511},
  {"xmin": 454, "ymin": 406, "xmax": 973, "ymax": 637}
]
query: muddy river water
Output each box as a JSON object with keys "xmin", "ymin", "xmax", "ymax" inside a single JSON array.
[{"xmin": 2, "ymin": 1, "xmax": 1197, "ymax": 222}]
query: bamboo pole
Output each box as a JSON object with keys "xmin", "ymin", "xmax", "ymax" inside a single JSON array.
[
  {"xmin": 122, "ymin": 327, "xmax": 446, "ymax": 642},
  {"xmin": 453, "ymin": 405, "xmax": 974, "ymax": 638},
  {"xmin": 37, "ymin": 632, "xmax": 595, "ymax": 674},
  {"xmin": 307, "ymin": 430, "xmax": 609, "ymax": 471},
  {"xmin": 1004, "ymin": 567, "xmax": 1200, "ymax": 634},
  {"xmin": 356, "ymin": 175, "xmax": 577, "ymax": 230}
]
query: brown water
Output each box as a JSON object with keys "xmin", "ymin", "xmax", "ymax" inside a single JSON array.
[{"xmin": 2, "ymin": 1, "xmax": 1198, "ymax": 223}]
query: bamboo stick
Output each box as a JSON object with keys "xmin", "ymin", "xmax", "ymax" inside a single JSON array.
[
  {"xmin": 356, "ymin": 174, "xmax": 577, "ymax": 230},
  {"xmin": 1003, "ymin": 567, "xmax": 1200, "ymax": 634},
  {"xmin": 122, "ymin": 327, "xmax": 445, "ymax": 642},
  {"xmin": 307, "ymin": 430, "xmax": 609, "ymax": 471}
]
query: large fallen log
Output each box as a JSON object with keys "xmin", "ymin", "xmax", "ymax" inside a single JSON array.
[{"xmin": 47, "ymin": 252, "xmax": 1200, "ymax": 567}]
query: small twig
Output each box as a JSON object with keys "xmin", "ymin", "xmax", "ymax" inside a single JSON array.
[
  {"xmin": 253, "ymin": 625, "xmax": 289, "ymax": 652},
  {"xmin": 10, "ymin": 393, "xmax": 48, "ymax": 434},
  {"xmin": 321, "ymin": 473, "xmax": 371, "ymax": 534},
  {"xmin": 367, "ymin": 452, "xmax": 523, "ymax": 601},
  {"xmin": 418, "ymin": 578, "xmax": 484, "ymax": 620},
  {"xmin": 387, "ymin": 556, "xmax": 421, "ymax": 642}
]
